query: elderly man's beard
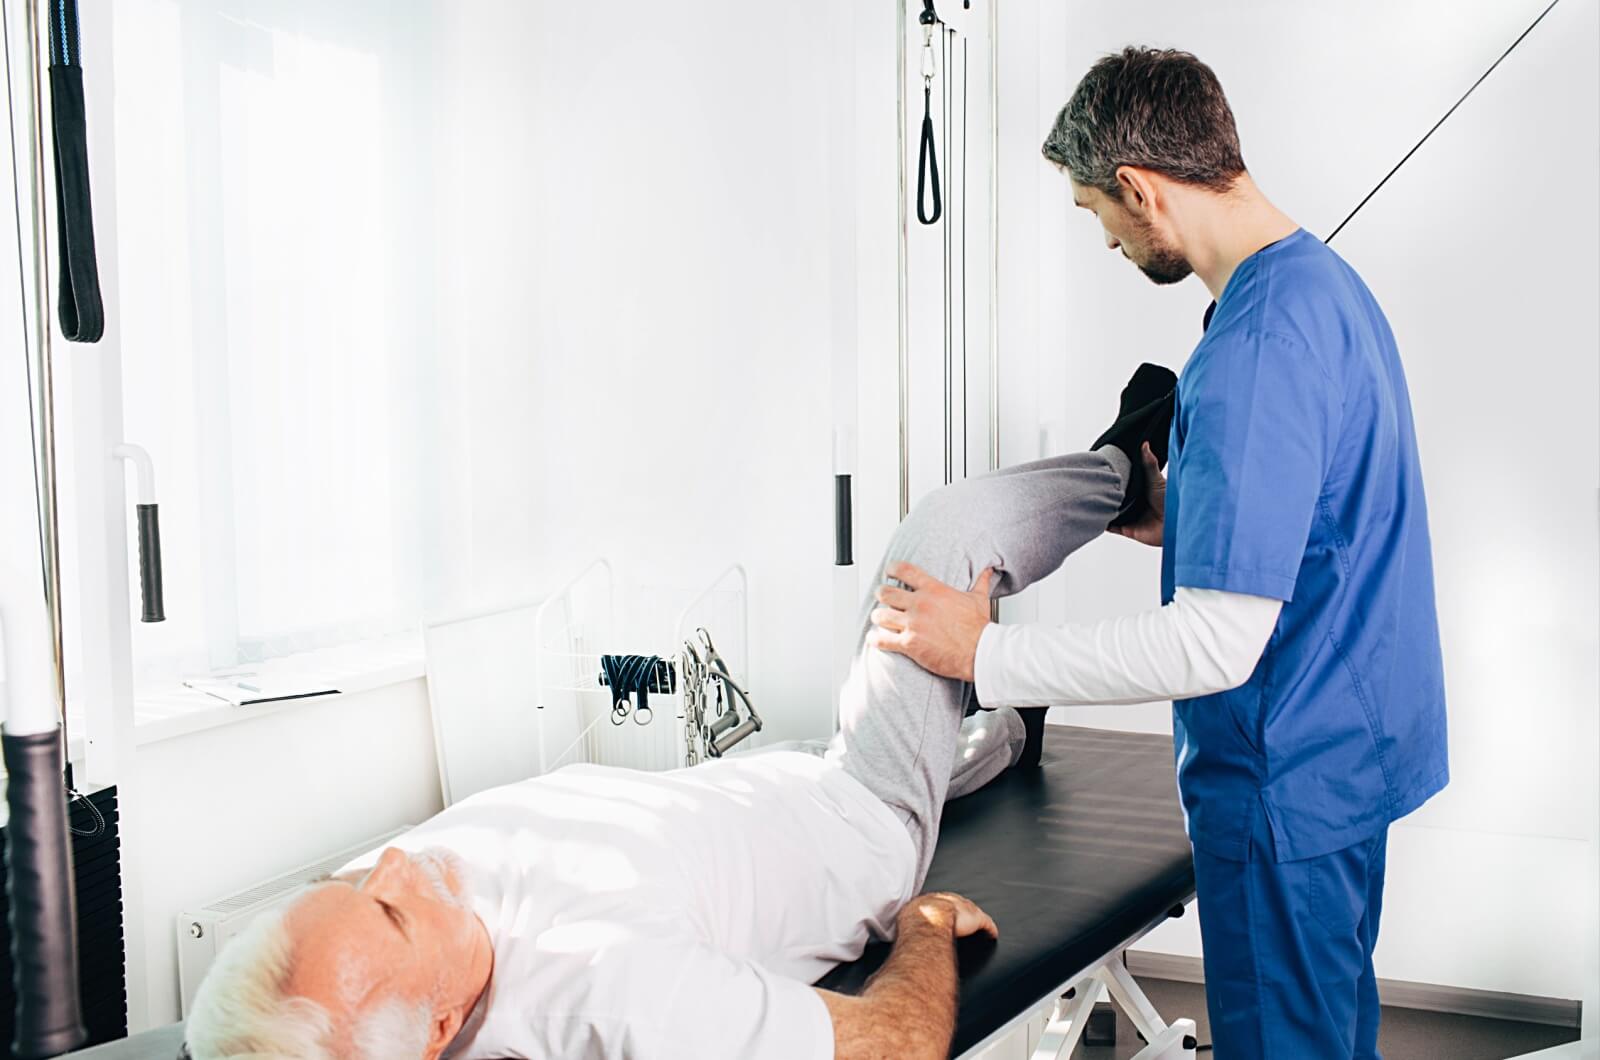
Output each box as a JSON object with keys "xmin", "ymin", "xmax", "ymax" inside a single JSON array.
[{"xmin": 1129, "ymin": 218, "xmax": 1193, "ymax": 285}]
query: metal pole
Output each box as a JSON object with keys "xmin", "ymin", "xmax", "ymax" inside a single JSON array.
[
  {"xmin": 10, "ymin": 0, "xmax": 65, "ymax": 727},
  {"xmin": 2, "ymin": 3, "xmax": 88, "ymax": 1052},
  {"xmin": 987, "ymin": 0, "xmax": 999, "ymax": 474},
  {"xmin": 941, "ymin": 26, "xmax": 952, "ymax": 487},
  {"xmin": 895, "ymin": 0, "xmax": 910, "ymax": 519},
  {"xmin": 960, "ymin": 34, "xmax": 968, "ymax": 481}
]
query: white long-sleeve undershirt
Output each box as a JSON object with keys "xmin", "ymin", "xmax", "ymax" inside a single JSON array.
[{"xmin": 973, "ymin": 587, "xmax": 1283, "ymax": 708}]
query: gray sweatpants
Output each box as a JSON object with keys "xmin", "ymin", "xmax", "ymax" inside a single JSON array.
[{"xmin": 824, "ymin": 448, "xmax": 1130, "ymax": 891}]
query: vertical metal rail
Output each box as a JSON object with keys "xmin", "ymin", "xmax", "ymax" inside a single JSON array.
[
  {"xmin": 960, "ymin": 35, "xmax": 968, "ymax": 481},
  {"xmin": 895, "ymin": 0, "xmax": 910, "ymax": 519},
  {"xmin": 2, "ymin": 2, "xmax": 88, "ymax": 1053},
  {"xmin": 986, "ymin": 2, "xmax": 1000, "ymax": 624},
  {"xmin": 941, "ymin": 25, "xmax": 953, "ymax": 487},
  {"xmin": 986, "ymin": 0, "xmax": 999, "ymax": 474},
  {"xmin": 11, "ymin": 0, "xmax": 66, "ymax": 727}
]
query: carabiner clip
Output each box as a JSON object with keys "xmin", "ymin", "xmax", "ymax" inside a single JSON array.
[{"xmin": 915, "ymin": 4, "xmax": 942, "ymax": 225}]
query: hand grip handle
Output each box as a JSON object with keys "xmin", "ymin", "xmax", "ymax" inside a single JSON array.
[
  {"xmin": 2, "ymin": 728, "xmax": 88, "ymax": 1057},
  {"xmin": 835, "ymin": 474, "xmax": 853, "ymax": 567},
  {"xmin": 135, "ymin": 503, "xmax": 164, "ymax": 623}
]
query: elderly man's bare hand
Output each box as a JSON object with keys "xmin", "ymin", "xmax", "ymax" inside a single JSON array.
[{"xmin": 902, "ymin": 891, "xmax": 999, "ymax": 940}]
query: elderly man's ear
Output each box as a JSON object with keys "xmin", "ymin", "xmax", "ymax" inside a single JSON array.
[{"xmin": 425, "ymin": 1009, "xmax": 468, "ymax": 1060}]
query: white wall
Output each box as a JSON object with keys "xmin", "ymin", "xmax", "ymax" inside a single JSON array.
[
  {"xmin": 996, "ymin": 0, "xmax": 1599, "ymax": 1006},
  {"xmin": 132, "ymin": 681, "xmax": 441, "ymax": 1023}
]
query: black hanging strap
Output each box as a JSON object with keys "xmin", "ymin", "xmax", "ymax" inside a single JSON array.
[
  {"xmin": 47, "ymin": 0, "xmax": 103, "ymax": 343},
  {"xmin": 917, "ymin": 86, "xmax": 942, "ymax": 225},
  {"xmin": 915, "ymin": 0, "xmax": 942, "ymax": 225}
]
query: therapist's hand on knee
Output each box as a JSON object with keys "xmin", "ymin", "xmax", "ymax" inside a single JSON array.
[
  {"xmin": 1113, "ymin": 441, "xmax": 1166, "ymax": 547},
  {"xmin": 868, "ymin": 563, "xmax": 993, "ymax": 682}
]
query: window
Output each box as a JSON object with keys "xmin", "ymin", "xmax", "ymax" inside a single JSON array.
[{"xmin": 110, "ymin": 4, "xmax": 427, "ymax": 682}]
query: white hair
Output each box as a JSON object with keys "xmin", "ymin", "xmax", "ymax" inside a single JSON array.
[{"xmin": 184, "ymin": 887, "xmax": 431, "ymax": 1059}]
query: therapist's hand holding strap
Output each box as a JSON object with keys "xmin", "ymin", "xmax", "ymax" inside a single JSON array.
[{"xmin": 1111, "ymin": 441, "xmax": 1166, "ymax": 547}]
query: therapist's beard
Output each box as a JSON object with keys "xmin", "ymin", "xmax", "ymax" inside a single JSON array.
[{"xmin": 1128, "ymin": 223, "xmax": 1193, "ymax": 286}]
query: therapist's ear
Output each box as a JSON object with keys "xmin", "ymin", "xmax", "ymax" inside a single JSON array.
[{"xmin": 1115, "ymin": 166, "xmax": 1160, "ymax": 219}]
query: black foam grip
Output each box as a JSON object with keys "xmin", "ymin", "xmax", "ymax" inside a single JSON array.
[
  {"xmin": 2, "ymin": 728, "xmax": 87, "ymax": 1058},
  {"xmin": 135, "ymin": 504, "xmax": 164, "ymax": 623},
  {"xmin": 834, "ymin": 474, "xmax": 853, "ymax": 566}
]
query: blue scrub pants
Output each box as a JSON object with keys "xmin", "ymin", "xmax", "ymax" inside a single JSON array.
[{"xmin": 1193, "ymin": 808, "xmax": 1389, "ymax": 1059}]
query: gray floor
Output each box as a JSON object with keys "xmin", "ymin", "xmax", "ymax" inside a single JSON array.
[
  {"xmin": 62, "ymin": 980, "xmax": 1583, "ymax": 1059},
  {"xmin": 1076, "ymin": 978, "xmax": 1580, "ymax": 1060}
]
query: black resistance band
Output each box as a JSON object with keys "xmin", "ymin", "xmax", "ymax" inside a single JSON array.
[{"xmin": 48, "ymin": 0, "xmax": 103, "ymax": 342}]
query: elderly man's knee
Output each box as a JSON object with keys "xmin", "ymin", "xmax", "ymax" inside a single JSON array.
[{"xmin": 898, "ymin": 479, "xmax": 993, "ymax": 547}]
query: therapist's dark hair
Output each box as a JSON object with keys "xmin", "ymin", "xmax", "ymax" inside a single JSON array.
[{"xmin": 1043, "ymin": 47, "xmax": 1246, "ymax": 200}]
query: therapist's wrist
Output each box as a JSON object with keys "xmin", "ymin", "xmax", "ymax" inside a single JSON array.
[{"xmin": 972, "ymin": 622, "xmax": 1006, "ymax": 705}]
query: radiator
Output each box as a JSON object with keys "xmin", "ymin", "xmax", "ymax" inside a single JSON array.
[{"xmin": 175, "ymin": 827, "xmax": 409, "ymax": 1015}]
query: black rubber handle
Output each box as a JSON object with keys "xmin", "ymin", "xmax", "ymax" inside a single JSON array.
[
  {"xmin": 834, "ymin": 474, "xmax": 853, "ymax": 566},
  {"xmin": 135, "ymin": 503, "xmax": 164, "ymax": 622},
  {"xmin": 3, "ymin": 728, "xmax": 87, "ymax": 1058}
]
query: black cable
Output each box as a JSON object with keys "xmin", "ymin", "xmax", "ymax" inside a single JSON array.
[
  {"xmin": 63, "ymin": 762, "xmax": 104, "ymax": 838},
  {"xmin": 1325, "ymin": 0, "xmax": 1561, "ymax": 244}
]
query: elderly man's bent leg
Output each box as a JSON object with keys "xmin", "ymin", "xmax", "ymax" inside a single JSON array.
[{"xmin": 824, "ymin": 448, "xmax": 1130, "ymax": 889}]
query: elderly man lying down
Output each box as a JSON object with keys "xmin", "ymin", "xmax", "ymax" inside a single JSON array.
[{"xmin": 185, "ymin": 366, "xmax": 1176, "ymax": 1060}]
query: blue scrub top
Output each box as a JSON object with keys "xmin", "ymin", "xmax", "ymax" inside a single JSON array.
[{"xmin": 1161, "ymin": 229, "xmax": 1448, "ymax": 864}]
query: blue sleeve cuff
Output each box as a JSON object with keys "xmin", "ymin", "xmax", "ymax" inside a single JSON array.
[{"xmin": 1174, "ymin": 564, "xmax": 1298, "ymax": 603}]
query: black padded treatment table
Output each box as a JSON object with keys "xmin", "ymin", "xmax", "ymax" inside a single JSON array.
[{"xmin": 816, "ymin": 726, "xmax": 1201, "ymax": 1059}]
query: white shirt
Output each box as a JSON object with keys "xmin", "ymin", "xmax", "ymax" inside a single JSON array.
[
  {"xmin": 975, "ymin": 587, "xmax": 1283, "ymax": 707},
  {"xmin": 343, "ymin": 751, "xmax": 916, "ymax": 1060}
]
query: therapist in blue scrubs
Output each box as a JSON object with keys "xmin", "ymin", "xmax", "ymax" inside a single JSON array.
[{"xmin": 868, "ymin": 47, "xmax": 1449, "ymax": 1059}]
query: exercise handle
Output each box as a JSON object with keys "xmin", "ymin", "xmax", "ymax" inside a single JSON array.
[
  {"xmin": 135, "ymin": 503, "xmax": 164, "ymax": 623},
  {"xmin": 834, "ymin": 474, "xmax": 853, "ymax": 566},
  {"xmin": 113, "ymin": 445, "xmax": 165, "ymax": 622},
  {"xmin": 2, "ymin": 728, "xmax": 88, "ymax": 1058}
]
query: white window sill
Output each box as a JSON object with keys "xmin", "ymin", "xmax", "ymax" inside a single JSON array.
[{"xmin": 130, "ymin": 631, "xmax": 426, "ymax": 747}]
